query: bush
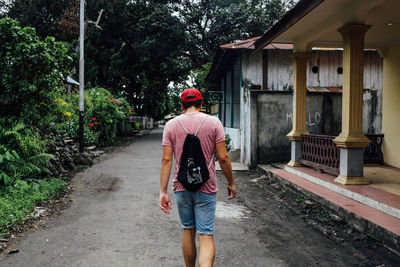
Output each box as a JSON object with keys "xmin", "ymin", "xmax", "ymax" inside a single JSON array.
[
  {"xmin": 86, "ymin": 87, "xmax": 124, "ymax": 144},
  {"xmin": 0, "ymin": 121, "xmax": 53, "ymax": 185},
  {"xmin": 55, "ymin": 120, "xmax": 99, "ymax": 147},
  {"xmin": 0, "ymin": 178, "xmax": 66, "ymax": 237},
  {"xmin": 59, "ymin": 87, "xmax": 135, "ymax": 146}
]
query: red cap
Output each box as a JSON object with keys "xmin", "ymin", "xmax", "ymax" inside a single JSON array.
[{"xmin": 181, "ymin": 88, "xmax": 203, "ymax": 103}]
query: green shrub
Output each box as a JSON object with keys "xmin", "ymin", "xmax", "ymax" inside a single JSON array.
[
  {"xmin": 0, "ymin": 121, "xmax": 47, "ymax": 157},
  {"xmin": 55, "ymin": 120, "xmax": 99, "ymax": 147},
  {"xmin": 0, "ymin": 178, "xmax": 66, "ymax": 237},
  {"xmin": 86, "ymin": 87, "xmax": 124, "ymax": 144},
  {"xmin": 57, "ymin": 88, "xmax": 135, "ymax": 146},
  {"xmin": 0, "ymin": 121, "xmax": 53, "ymax": 185}
]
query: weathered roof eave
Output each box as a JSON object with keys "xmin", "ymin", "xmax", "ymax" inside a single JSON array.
[
  {"xmin": 206, "ymin": 48, "xmax": 241, "ymax": 83},
  {"xmin": 254, "ymin": 0, "xmax": 325, "ymax": 50}
]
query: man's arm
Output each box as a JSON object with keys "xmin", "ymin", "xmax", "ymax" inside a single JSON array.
[
  {"xmin": 159, "ymin": 145, "xmax": 173, "ymax": 214},
  {"xmin": 216, "ymin": 142, "xmax": 237, "ymax": 200}
]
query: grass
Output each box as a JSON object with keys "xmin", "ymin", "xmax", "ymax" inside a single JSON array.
[{"xmin": 0, "ymin": 178, "xmax": 66, "ymax": 238}]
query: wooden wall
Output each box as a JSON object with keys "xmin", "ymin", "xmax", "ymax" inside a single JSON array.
[
  {"xmin": 266, "ymin": 50, "xmax": 293, "ymax": 90},
  {"xmin": 265, "ymin": 50, "xmax": 383, "ymax": 90}
]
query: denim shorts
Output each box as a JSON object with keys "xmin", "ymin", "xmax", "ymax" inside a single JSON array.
[{"xmin": 174, "ymin": 191, "xmax": 217, "ymax": 235}]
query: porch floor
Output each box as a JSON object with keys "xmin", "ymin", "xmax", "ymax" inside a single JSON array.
[
  {"xmin": 259, "ymin": 164, "xmax": 400, "ymax": 241},
  {"xmin": 215, "ymin": 161, "xmax": 248, "ymax": 171},
  {"xmin": 365, "ymin": 165, "xmax": 400, "ymax": 196}
]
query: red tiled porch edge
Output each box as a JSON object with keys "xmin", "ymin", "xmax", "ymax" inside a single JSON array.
[
  {"xmin": 268, "ymin": 168, "xmax": 400, "ymax": 236},
  {"xmin": 288, "ymin": 166, "xmax": 400, "ymax": 210}
]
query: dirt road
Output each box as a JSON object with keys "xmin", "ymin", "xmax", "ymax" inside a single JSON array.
[{"xmin": 1, "ymin": 128, "xmax": 398, "ymax": 266}]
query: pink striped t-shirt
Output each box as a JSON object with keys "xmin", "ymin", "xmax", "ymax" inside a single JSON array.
[{"xmin": 162, "ymin": 112, "xmax": 226, "ymax": 194}]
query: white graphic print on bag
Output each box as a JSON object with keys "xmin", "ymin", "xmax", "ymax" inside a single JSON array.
[{"xmin": 187, "ymin": 157, "xmax": 202, "ymax": 184}]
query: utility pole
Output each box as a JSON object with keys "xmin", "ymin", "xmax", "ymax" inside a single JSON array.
[{"xmin": 79, "ymin": 0, "xmax": 85, "ymax": 153}]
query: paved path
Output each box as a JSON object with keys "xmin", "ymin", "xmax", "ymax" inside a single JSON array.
[
  {"xmin": 0, "ymin": 128, "xmax": 283, "ymax": 266},
  {"xmin": 1, "ymin": 128, "xmax": 398, "ymax": 266}
]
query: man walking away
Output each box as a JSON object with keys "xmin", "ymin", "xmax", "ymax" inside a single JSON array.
[{"xmin": 159, "ymin": 88, "xmax": 237, "ymax": 267}]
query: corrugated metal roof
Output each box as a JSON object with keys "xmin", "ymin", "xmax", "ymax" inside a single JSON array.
[
  {"xmin": 220, "ymin": 36, "xmax": 261, "ymax": 49},
  {"xmin": 220, "ymin": 37, "xmax": 293, "ymax": 50},
  {"xmin": 220, "ymin": 37, "xmax": 375, "ymax": 51}
]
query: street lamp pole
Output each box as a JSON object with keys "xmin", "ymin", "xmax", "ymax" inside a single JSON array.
[{"xmin": 79, "ymin": 0, "xmax": 85, "ymax": 153}]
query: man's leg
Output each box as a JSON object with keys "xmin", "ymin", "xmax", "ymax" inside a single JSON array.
[
  {"xmin": 198, "ymin": 234, "xmax": 215, "ymax": 267},
  {"xmin": 175, "ymin": 191, "xmax": 197, "ymax": 267},
  {"xmin": 182, "ymin": 228, "xmax": 197, "ymax": 267},
  {"xmin": 193, "ymin": 192, "xmax": 217, "ymax": 267}
]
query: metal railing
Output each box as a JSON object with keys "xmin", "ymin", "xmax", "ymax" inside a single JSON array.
[
  {"xmin": 364, "ymin": 134, "xmax": 384, "ymax": 164},
  {"xmin": 301, "ymin": 134, "xmax": 340, "ymax": 175},
  {"xmin": 300, "ymin": 134, "xmax": 384, "ymax": 175}
]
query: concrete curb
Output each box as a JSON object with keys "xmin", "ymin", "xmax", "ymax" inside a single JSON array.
[
  {"xmin": 257, "ymin": 165, "xmax": 400, "ymax": 253},
  {"xmin": 284, "ymin": 165, "xmax": 400, "ymax": 219}
]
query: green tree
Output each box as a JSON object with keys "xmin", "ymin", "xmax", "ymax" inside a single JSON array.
[
  {"xmin": 0, "ymin": 18, "xmax": 72, "ymax": 124},
  {"xmin": 3, "ymin": 0, "xmax": 295, "ymax": 119},
  {"xmin": 6, "ymin": 0, "xmax": 76, "ymax": 41},
  {"xmin": 82, "ymin": 1, "xmax": 190, "ymax": 120},
  {"xmin": 175, "ymin": 0, "xmax": 294, "ymax": 67}
]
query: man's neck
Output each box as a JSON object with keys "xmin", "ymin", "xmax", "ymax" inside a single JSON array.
[{"xmin": 184, "ymin": 106, "xmax": 201, "ymax": 114}]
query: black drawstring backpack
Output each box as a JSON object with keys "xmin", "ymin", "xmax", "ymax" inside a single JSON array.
[{"xmin": 175, "ymin": 115, "xmax": 213, "ymax": 192}]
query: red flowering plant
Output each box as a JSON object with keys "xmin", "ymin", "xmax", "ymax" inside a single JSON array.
[
  {"xmin": 87, "ymin": 87, "xmax": 129, "ymax": 145},
  {"xmin": 88, "ymin": 117, "xmax": 99, "ymax": 130}
]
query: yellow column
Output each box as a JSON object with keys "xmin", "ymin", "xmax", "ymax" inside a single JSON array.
[
  {"xmin": 287, "ymin": 52, "xmax": 309, "ymax": 167},
  {"xmin": 334, "ymin": 23, "xmax": 371, "ymax": 184}
]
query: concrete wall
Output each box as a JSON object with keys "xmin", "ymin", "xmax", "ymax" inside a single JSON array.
[
  {"xmin": 257, "ymin": 92, "xmax": 292, "ymax": 163},
  {"xmin": 382, "ymin": 43, "xmax": 400, "ymax": 168},
  {"xmin": 254, "ymin": 90, "xmax": 382, "ymax": 164},
  {"xmin": 363, "ymin": 90, "xmax": 382, "ymax": 134}
]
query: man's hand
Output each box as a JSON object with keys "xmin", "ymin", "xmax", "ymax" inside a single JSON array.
[
  {"xmin": 227, "ymin": 184, "xmax": 237, "ymax": 200},
  {"xmin": 159, "ymin": 192, "xmax": 172, "ymax": 214},
  {"xmin": 160, "ymin": 146, "xmax": 173, "ymax": 214}
]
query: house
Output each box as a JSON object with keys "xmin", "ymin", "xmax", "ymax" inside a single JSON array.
[
  {"xmin": 206, "ymin": 37, "xmax": 383, "ymax": 168},
  {"xmin": 253, "ymin": 0, "xmax": 400, "ymax": 185}
]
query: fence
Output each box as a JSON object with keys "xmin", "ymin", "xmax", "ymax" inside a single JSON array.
[{"xmin": 300, "ymin": 134, "xmax": 384, "ymax": 175}]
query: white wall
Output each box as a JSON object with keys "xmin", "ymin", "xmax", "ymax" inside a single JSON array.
[{"xmin": 224, "ymin": 127, "xmax": 241, "ymax": 150}]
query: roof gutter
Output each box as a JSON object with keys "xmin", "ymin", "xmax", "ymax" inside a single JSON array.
[{"xmin": 254, "ymin": 0, "xmax": 325, "ymax": 51}]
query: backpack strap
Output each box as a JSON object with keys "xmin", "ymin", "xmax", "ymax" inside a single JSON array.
[
  {"xmin": 175, "ymin": 115, "xmax": 208, "ymax": 136},
  {"xmin": 208, "ymin": 158, "xmax": 213, "ymax": 169},
  {"xmin": 175, "ymin": 117, "xmax": 189, "ymax": 134},
  {"xmin": 194, "ymin": 115, "xmax": 208, "ymax": 136}
]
